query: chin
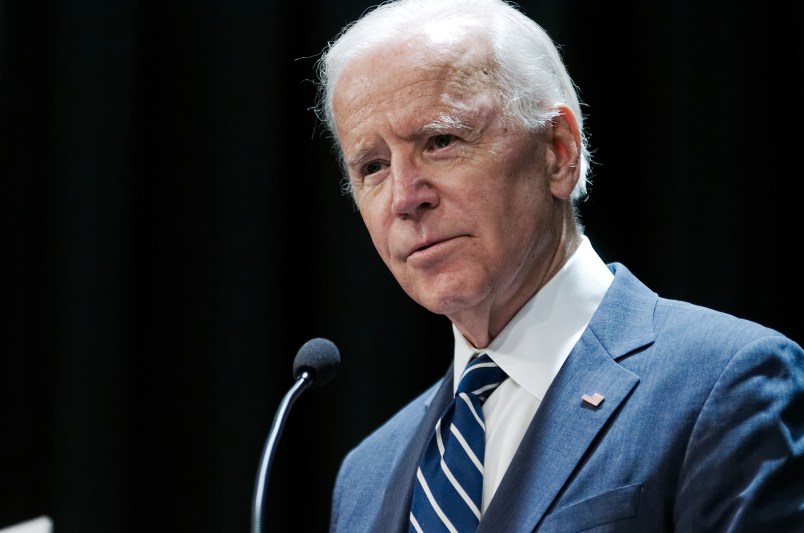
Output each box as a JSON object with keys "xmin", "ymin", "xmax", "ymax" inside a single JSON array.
[
  {"xmin": 399, "ymin": 268, "xmax": 492, "ymax": 316},
  {"xmin": 410, "ymin": 286, "xmax": 487, "ymax": 318}
]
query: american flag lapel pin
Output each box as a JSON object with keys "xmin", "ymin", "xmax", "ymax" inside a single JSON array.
[{"xmin": 581, "ymin": 392, "xmax": 605, "ymax": 407}]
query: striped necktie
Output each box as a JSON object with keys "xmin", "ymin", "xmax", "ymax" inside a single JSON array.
[{"xmin": 409, "ymin": 353, "xmax": 508, "ymax": 532}]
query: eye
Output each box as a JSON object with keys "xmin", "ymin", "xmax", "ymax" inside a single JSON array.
[
  {"xmin": 363, "ymin": 161, "xmax": 384, "ymax": 175},
  {"xmin": 431, "ymin": 134, "xmax": 456, "ymax": 149}
]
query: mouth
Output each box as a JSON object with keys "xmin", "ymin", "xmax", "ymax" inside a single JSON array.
[
  {"xmin": 406, "ymin": 235, "xmax": 463, "ymax": 261},
  {"xmin": 414, "ymin": 240, "xmax": 441, "ymax": 253}
]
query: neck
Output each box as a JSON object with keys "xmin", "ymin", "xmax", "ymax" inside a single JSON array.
[{"xmin": 452, "ymin": 215, "xmax": 582, "ymax": 349}]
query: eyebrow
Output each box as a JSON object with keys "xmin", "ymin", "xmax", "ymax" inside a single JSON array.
[
  {"xmin": 418, "ymin": 113, "xmax": 472, "ymax": 135},
  {"xmin": 345, "ymin": 147, "xmax": 372, "ymax": 168}
]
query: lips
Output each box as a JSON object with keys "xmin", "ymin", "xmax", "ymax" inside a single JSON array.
[
  {"xmin": 405, "ymin": 235, "xmax": 462, "ymax": 261},
  {"xmin": 413, "ymin": 240, "xmax": 441, "ymax": 253}
]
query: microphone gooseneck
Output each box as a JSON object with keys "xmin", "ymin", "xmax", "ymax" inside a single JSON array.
[{"xmin": 251, "ymin": 337, "xmax": 340, "ymax": 533}]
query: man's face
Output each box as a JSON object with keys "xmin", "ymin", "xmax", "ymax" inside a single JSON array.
[{"xmin": 332, "ymin": 36, "xmax": 571, "ymax": 344}]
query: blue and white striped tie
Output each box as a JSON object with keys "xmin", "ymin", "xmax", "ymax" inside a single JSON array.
[{"xmin": 409, "ymin": 354, "xmax": 508, "ymax": 532}]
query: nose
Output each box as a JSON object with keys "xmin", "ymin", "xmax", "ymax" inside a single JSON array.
[{"xmin": 390, "ymin": 157, "xmax": 439, "ymax": 219}]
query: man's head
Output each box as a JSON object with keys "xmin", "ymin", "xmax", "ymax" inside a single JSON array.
[
  {"xmin": 316, "ymin": 0, "xmax": 590, "ymax": 200},
  {"xmin": 316, "ymin": 0, "xmax": 587, "ymax": 347}
]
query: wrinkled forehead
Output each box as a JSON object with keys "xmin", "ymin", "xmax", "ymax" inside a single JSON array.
[
  {"xmin": 332, "ymin": 28, "xmax": 497, "ymax": 120},
  {"xmin": 333, "ymin": 40, "xmax": 498, "ymax": 140}
]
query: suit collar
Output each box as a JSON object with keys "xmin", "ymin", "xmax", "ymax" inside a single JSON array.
[
  {"xmin": 588, "ymin": 262, "xmax": 658, "ymax": 360},
  {"xmin": 477, "ymin": 263, "xmax": 656, "ymax": 532}
]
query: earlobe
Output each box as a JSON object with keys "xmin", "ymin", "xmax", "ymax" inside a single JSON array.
[{"xmin": 546, "ymin": 104, "xmax": 581, "ymax": 200}]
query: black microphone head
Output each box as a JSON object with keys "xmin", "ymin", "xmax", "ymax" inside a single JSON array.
[{"xmin": 292, "ymin": 337, "xmax": 340, "ymax": 389}]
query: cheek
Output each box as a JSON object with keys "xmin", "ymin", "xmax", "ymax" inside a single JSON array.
[
  {"xmin": 359, "ymin": 207, "xmax": 394, "ymax": 261},
  {"xmin": 485, "ymin": 183, "xmax": 545, "ymax": 257}
]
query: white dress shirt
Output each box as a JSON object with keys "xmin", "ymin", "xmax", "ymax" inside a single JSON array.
[{"xmin": 452, "ymin": 236, "xmax": 614, "ymax": 511}]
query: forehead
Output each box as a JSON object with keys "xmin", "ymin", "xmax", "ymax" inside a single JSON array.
[{"xmin": 332, "ymin": 35, "xmax": 498, "ymax": 139}]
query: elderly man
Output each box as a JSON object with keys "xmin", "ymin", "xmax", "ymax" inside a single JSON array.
[{"xmin": 315, "ymin": 0, "xmax": 804, "ymax": 531}]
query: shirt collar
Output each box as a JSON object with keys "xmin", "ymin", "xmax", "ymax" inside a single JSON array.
[{"xmin": 453, "ymin": 236, "xmax": 614, "ymax": 399}]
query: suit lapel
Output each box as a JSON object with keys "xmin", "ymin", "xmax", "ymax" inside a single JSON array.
[
  {"xmin": 478, "ymin": 332, "xmax": 640, "ymax": 532},
  {"xmin": 372, "ymin": 363, "xmax": 455, "ymax": 533},
  {"xmin": 477, "ymin": 263, "xmax": 656, "ymax": 533}
]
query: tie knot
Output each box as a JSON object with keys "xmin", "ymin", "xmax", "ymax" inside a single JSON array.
[{"xmin": 456, "ymin": 353, "xmax": 507, "ymax": 402}]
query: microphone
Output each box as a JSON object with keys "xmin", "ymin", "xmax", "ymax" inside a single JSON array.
[{"xmin": 251, "ymin": 337, "xmax": 340, "ymax": 533}]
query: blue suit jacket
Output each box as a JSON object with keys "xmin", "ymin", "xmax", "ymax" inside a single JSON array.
[{"xmin": 330, "ymin": 264, "xmax": 804, "ymax": 532}]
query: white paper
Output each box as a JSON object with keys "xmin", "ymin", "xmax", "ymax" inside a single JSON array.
[{"xmin": 0, "ymin": 517, "xmax": 53, "ymax": 533}]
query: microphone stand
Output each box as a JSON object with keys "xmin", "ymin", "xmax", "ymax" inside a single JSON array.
[{"xmin": 251, "ymin": 370, "xmax": 313, "ymax": 533}]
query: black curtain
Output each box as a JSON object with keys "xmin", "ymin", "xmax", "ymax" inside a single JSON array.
[{"xmin": 4, "ymin": 1, "xmax": 802, "ymax": 531}]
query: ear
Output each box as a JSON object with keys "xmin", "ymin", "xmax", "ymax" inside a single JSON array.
[{"xmin": 545, "ymin": 104, "xmax": 582, "ymax": 200}]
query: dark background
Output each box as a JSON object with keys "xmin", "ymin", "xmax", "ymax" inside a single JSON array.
[{"xmin": 4, "ymin": 0, "xmax": 802, "ymax": 531}]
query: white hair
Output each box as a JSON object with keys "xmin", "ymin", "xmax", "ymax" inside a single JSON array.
[{"xmin": 315, "ymin": 0, "xmax": 591, "ymax": 202}]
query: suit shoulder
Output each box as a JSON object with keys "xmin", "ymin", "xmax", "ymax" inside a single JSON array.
[{"xmin": 654, "ymin": 296, "xmax": 794, "ymax": 350}]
